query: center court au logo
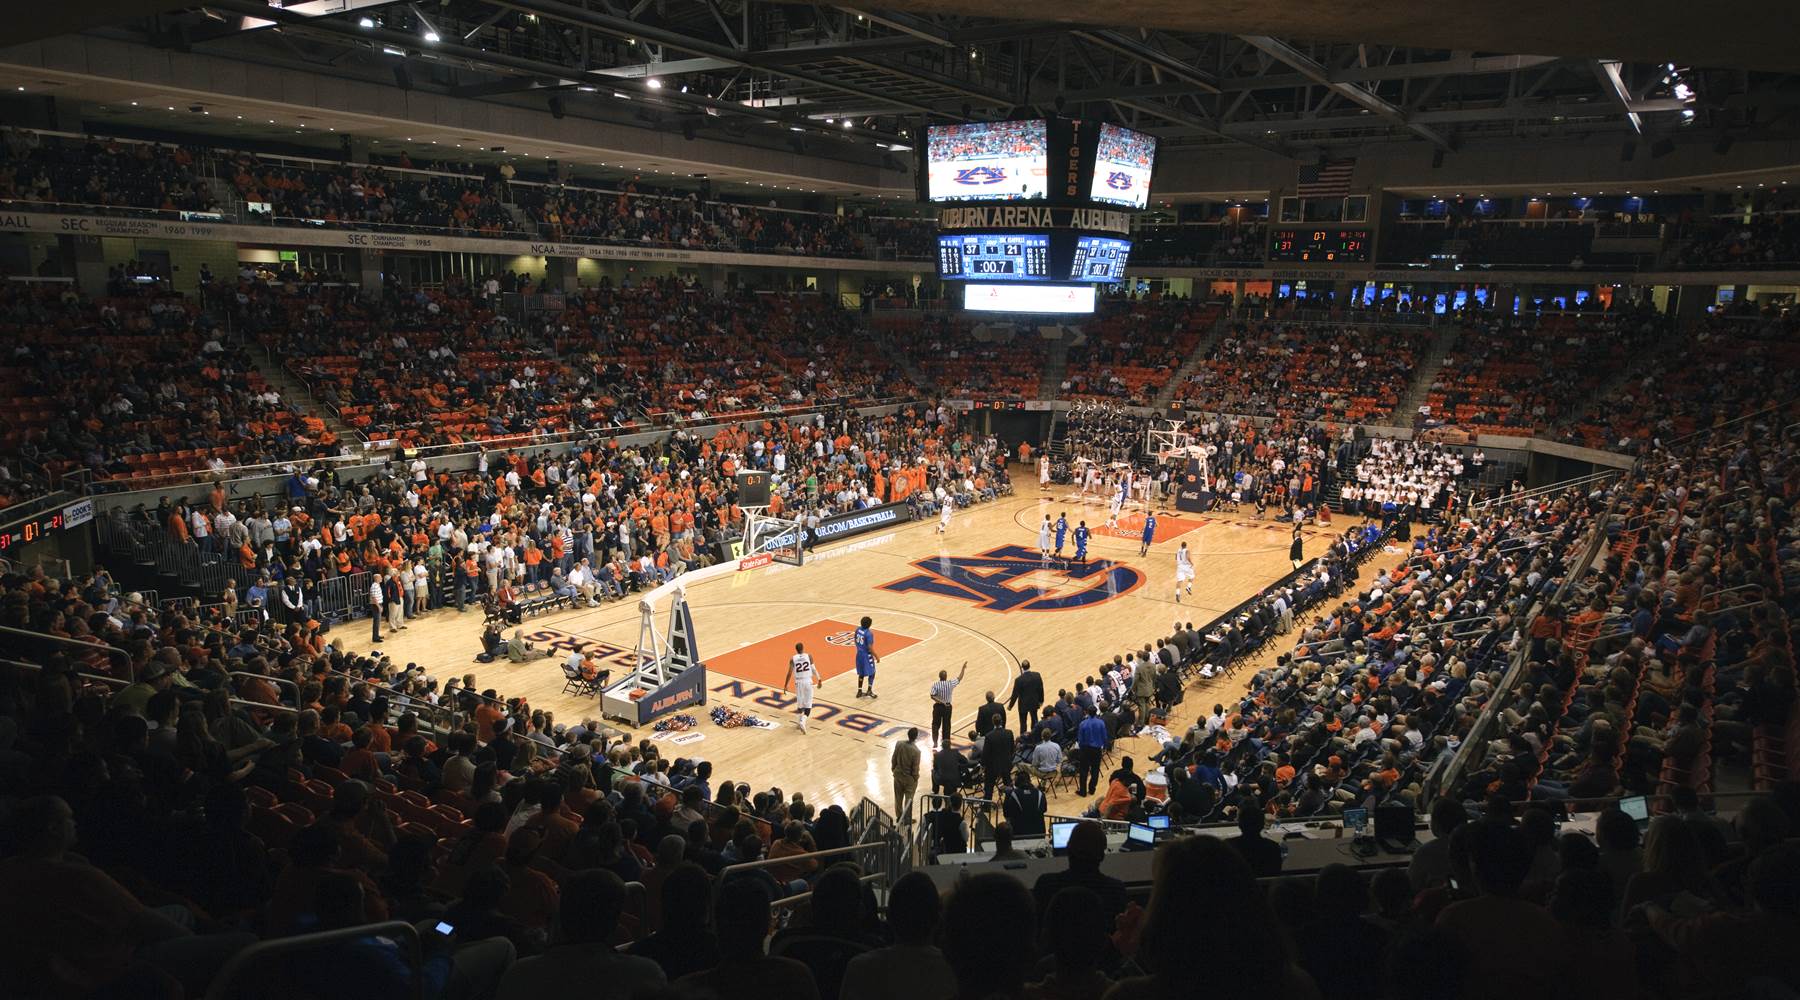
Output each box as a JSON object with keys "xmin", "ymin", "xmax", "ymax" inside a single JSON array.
[
  {"xmin": 878, "ymin": 543, "xmax": 1142, "ymax": 612},
  {"xmin": 953, "ymin": 166, "xmax": 1008, "ymax": 186}
]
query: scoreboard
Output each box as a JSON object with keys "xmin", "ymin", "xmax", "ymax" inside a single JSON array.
[
  {"xmin": 937, "ymin": 233, "xmax": 1052, "ymax": 281},
  {"xmin": 1269, "ymin": 227, "xmax": 1373, "ymax": 263},
  {"xmin": 1069, "ymin": 235, "xmax": 1130, "ymax": 282}
]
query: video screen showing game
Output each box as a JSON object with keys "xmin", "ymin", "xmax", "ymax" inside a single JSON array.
[
  {"xmin": 1088, "ymin": 123, "xmax": 1156, "ymax": 209},
  {"xmin": 1069, "ymin": 235, "xmax": 1131, "ymax": 282},
  {"xmin": 926, "ymin": 120, "xmax": 1049, "ymax": 202}
]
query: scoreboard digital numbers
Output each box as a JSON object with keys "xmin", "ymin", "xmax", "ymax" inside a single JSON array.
[
  {"xmin": 0, "ymin": 510, "xmax": 64, "ymax": 552},
  {"xmin": 937, "ymin": 233, "xmax": 1051, "ymax": 281},
  {"xmin": 1069, "ymin": 236, "xmax": 1131, "ymax": 282},
  {"xmin": 1269, "ymin": 227, "xmax": 1373, "ymax": 263}
]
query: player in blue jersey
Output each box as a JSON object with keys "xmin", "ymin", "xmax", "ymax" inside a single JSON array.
[
  {"xmin": 1139, "ymin": 511, "xmax": 1158, "ymax": 557},
  {"xmin": 1073, "ymin": 520, "xmax": 1090, "ymax": 563},
  {"xmin": 854, "ymin": 615, "xmax": 880, "ymax": 699},
  {"xmin": 1054, "ymin": 512, "xmax": 1068, "ymax": 558}
]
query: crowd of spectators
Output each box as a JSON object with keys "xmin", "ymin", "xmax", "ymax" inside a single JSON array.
[
  {"xmin": 910, "ymin": 315, "xmax": 1051, "ymax": 399},
  {"xmin": 1558, "ymin": 311, "xmax": 1800, "ymax": 454},
  {"xmin": 1339, "ymin": 439, "xmax": 1469, "ymax": 521},
  {"xmin": 518, "ymin": 183, "xmax": 933, "ymax": 260},
  {"xmin": 0, "ymin": 280, "xmax": 334, "ymax": 493},
  {"xmin": 0, "ymin": 129, "xmax": 218, "ymax": 214},
  {"xmin": 1421, "ymin": 307, "xmax": 1667, "ymax": 438},
  {"xmin": 1059, "ymin": 300, "xmax": 1220, "ymax": 404},
  {"xmin": 1454, "ymin": 416, "xmax": 1798, "ymax": 810},
  {"xmin": 1176, "ymin": 321, "xmax": 1431, "ymax": 423},
  {"xmin": 1062, "ymin": 402, "xmax": 1148, "ymax": 467},
  {"xmin": 235, "ymin": 274, "xmax": 914, "ymax": 449},
  {"xmin": 1674, "ymin": 207, "xmax": 1800, "ymax": 269},
  {"xmin": 0, "ymin": 130, "xmax": 935, "ymax": 262}
]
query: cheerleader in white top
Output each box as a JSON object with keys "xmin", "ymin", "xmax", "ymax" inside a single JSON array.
[{"xmin": 1173, "ymin": 541, "xmax": 1194, "ymax": 602}]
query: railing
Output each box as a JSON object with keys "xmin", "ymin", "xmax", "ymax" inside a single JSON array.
[
  {"xmin": 0, "ymin": 625, "xmax": 135, "ymax": 679},
  {"xmin": 1474, "ymin": 468, "xmax": 1622, "ymax": 509},
  {"xmin": 204, "ymin": 921, "xmax": 422, "ymax": 1000},
  {"xmin": 716, "ymin": 842, "xmax": 892, "ymax": 909}
]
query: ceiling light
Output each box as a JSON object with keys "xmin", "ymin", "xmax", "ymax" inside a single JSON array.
[
  {"xmin": 423, "ymin": 30, "xmax": 440, "ymax": 43},
  {"xmin": 1673, "ymin": 82, "xmax": 1694, "ymax": 101},
  {"xmin": 842, "ymin": 120, "xmax": 852, "ymax": 129},
  {"xmin": 578, "ymin": 85, "xmax": 596, "ymax": 92},
  {"xmin": 613, "ymin": 91, "xmax": 630, "ymax": 100},
  {"xmin": 789, "ymin": 126, "xmax": 804, "ymax": 132},
  {"xmin": 646, "ymin": 78, "xmax": 662, "ymax": 89},
  {"xmin": 679, "ymin": 84, "xmax": 688, "ymax": 93},
  {"xmin": 130, "ymin": 101, "xmax": 137, "ymax": 105},
  {"xmin": 168, "ymin": 106, "xmax": 175, "ymax": 111},
  {"xmin": 358, "ymin": 16, "xmax": 375, "ymax": 27},
  {"xmin": 381, "ymin": 45, "xmax": 405, "ymax": 56}
]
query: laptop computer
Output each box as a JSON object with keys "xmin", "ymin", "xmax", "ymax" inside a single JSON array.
[
  {"xmin": 1125, "ymin": 823, "xmax": 1156, "ymax": 849},
  {"xmin": 1049, "ymin": 821, "xmax": 1077, "ymax": 855},
  {"xmin": 1343, "ymin": 807, "xmax": 1370, "ymax": 839},
  {"xmin": 1147, "ymin": 814, "xmax": 1172, "ymax": 831},
  {"xmin": 1619, "ymin": 795, "xmax": 1650, "ymax": 833}
]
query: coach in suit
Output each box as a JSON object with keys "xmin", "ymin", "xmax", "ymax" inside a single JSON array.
[
  {"xmin": 1005, "ymin": 661, "xmax": 1045, "ymax": 734},
  {"xmin": 981, "ymin": 724, "xmax": 1016, "ymax": 800},
  {"xmin": 975, "ymin": 692, "xmax": 1007, "ymax": 737},
  {"xmin": 890, "ymin": 728, "xmax": 921, "ymax": 823}
]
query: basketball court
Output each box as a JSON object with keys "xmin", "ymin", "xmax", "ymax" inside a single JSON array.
[{"xmin": 339, "ymin": 488, "xmax": 1377, "ymax": 809}]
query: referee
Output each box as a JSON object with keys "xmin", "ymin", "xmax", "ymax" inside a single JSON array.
[{"xmin": 929, "ymin": 662, "xmax": 968, "ymax": 750}]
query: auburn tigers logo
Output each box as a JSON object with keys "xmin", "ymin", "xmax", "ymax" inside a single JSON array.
[
  {"xmin": 824, "ymin": 630, "xmax": 858, "ymax": 646},
  {"xmin": 1105, "ymin": 171, "xmax": 1135, "ymax": 191},
  {"xmin": 953, "ymin": 167, "xmax": 1007, "ymax": 186},
  {"xmin": 879, "ymin": 544, "xmax": 1141, "ymax": 612}
]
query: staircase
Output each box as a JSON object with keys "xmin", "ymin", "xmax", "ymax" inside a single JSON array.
[
  {"xmin": 1150, "ymin": 312, "xmax": 1232, "ymax": 409},
  {"xmin": 501, "ymin": 201, "xmax": 536, "ymax": 235},
  {"xmin": 203, "ymin": 175, "xmax": 248, "ymax": 221},
  {"xmin": 1039, "ymin": 335, "xmax": 1072, "ymax": 400},
  {"xmin": 1389, "ymin": 322, "xmax": 1463, "ymax": 427},
  {"xmin": 250, "ymin": 351, "xmax": 359, "ymax": 447}
]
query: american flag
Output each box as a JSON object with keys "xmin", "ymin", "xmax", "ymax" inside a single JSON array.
[{"xmin": 1296, "ymin": 158, "xmax": 1356, "ymax": 197}]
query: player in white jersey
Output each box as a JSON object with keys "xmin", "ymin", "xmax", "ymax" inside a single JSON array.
[
  {"xmin": 1173, "ymin": 541, "xmax": 1194, "ymax": 602},
  {"xmin": 1037, "ymin": 515, "xmax": 1052, "ymax": 557},
  {"xmin": 782, "ymin": 641, "xmax": 820, "ymax": 732},
  {"xmin": 1082, "ymin": 462, "xmax": 1100, "ymax": 497},
  {"xmin": 937, "ymin": 493, "xmax": 954, "ymax": 533},
  {"xmin": 1038, "ymin": 454, "xmax": 1050, "ymax": 491},
  {"xmin": 1106, "ymin": 478, "xmax": 1125, "ymax": 528}
]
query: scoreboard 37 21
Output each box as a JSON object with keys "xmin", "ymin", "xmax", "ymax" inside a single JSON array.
[{"xmin": 1269, "ymin": 227, "xmax": 1373, "ymax": 263}]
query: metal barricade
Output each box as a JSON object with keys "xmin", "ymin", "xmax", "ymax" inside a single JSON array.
[{"xmin": 315, "ymin": 571, "xmax": 372, "ymax": 623}]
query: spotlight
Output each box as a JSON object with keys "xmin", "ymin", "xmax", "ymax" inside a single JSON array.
[
  {"xmin": 358, "ymin": 16, "xmax": 374, "ymax": 28},
  {"xmin": 646, "ymin": 78, "xmax": 662, "ymax": 89}
]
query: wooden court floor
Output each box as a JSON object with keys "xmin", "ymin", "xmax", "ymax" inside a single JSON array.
[{"xmin": 338, "ymin": 488, "xmax": 1386, "ymax": 813}]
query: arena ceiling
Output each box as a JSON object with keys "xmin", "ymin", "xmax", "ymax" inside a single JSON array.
[{"xmin": 25, "ymin": 0, "xmax": 1800, "ymax": 163}]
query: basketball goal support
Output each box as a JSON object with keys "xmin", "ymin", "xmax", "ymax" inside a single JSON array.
[
  {"xmin": 600, "ymin": 577, "xmax": 710, "ymax": 726},
  {"xmin": 742, "ymin": 507, "xmax": 805, "ymax": 567}
]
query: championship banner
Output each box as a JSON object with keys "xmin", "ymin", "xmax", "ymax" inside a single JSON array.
[{"xmin": 1175, "ymin": 457, "xmax": 1210, "ymax": 513}]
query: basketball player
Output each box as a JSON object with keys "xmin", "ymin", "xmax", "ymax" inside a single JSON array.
[
  {"xmin": 937, "ymin": 492, "xmax": 954, "ymax": 534},
  {"xmin": 1082, "ymin": 461, "xmax": 1099, "ymax": 497},
  {"xmin": 1038, "ymin": 453, "xmax": 1050, "ymax": 491},
  {"xmin": 1106, "ymin": 476, "xmax": 1125, "ymax": 529},
  {"xmin": 1139, "ymin": 510, "xmax": 1158, "ymax": 557},
  {"xmin": 854, "ymin": 615, "xmax": 879, "ymax": 699},
  {"xmin": 1054, "ymin": 512, "xmax": 1068, "ymax": 558},
  {"xmin": 1037, "ymin": 515, "xmax": 1052, "ymax": 558},
  {"xmin": 1073, "ymin": 520, "xmax": 1090, "ymax": 563},
  {"xmin": 782, "ymin": 641, "xmax": 820, "ymax": 733},
  {"xmin": 1174, "ymin": 541, "xmax": 1194, "ymax": 602}
]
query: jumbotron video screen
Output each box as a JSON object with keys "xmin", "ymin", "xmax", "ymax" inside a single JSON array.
[
  {"xmin": 1087, "ymin": 123, "xmax": 1157, "ymax": 209},
  {"xmin": 925, "ymin": 120, "xmax": 1049, "ymax": 202}
]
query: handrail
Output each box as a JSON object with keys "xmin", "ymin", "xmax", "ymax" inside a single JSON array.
[
  {"xmin": 204, "ymin": 921, "xmax": 422, "ymax": 1000},
  {"xmin": 1475, "ymin": 468, "xmax": 1622, "ymax": 509},
  {"xmin": 1, "ymin": 658, "xmax": 130, "ymax": 687},
  {"xmin": 716, "ymin": 841, "xmax": 889, "ymax": 880},
  {"xmin": 0, "ymin": 625, "xmax": 135, "ymax": 679}
]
